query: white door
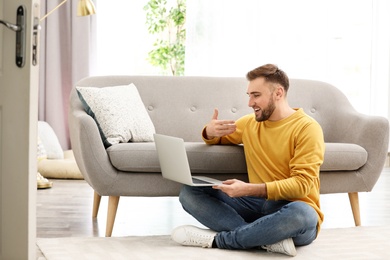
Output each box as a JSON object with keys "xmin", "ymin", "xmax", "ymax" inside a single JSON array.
[{"xmin": 0, "ymin": 0, "xmax": 39, "ymax": 259}]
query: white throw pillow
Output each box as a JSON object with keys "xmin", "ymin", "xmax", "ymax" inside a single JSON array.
[
  {"xmin": 37, "ymin": 136, "xmax": 48, "ymax": 161},
  {"xmin": 38, "ymin": 121, "xmax": 64, "ymax": 159},
  {"xmin": 76, "ymin": 83, "xmax": 155, "ymax": 147}
]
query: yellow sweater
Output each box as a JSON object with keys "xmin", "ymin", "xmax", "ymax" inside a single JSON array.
[{"xmin": 203, "ymin": 108, "xmax": 325, "ymax": 228}]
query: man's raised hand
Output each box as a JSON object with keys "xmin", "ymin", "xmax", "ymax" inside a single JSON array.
[{"xmin": 204, "ymin": 108, "xmax": 236, "ymax": 139}]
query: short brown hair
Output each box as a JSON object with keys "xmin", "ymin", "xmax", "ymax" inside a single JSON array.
[{"xmin": 246, "ymin": 64, "xmax": 289, "ymax": 92}]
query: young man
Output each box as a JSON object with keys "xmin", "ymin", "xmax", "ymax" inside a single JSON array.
[{"xmin": 171, "ymin": 64, "xmax": 325, "ymax": 257}]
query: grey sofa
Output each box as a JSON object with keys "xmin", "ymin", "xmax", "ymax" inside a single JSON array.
[{"xmin": 69, "ymin": 76, "xmax": 389, "ymax": 237}]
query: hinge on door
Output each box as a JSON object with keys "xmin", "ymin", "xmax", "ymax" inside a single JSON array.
[{"xmin": 0, "ymin": 5, "xmax": 26, "ymax": 68}]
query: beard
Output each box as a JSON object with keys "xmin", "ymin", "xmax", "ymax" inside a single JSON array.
[{"xmin": 255, "ymin": 96, "xmax": 276, "ymax": 122}]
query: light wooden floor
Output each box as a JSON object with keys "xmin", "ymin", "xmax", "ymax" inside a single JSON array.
[{"xmin": 37, "ymin": 168, "xmax": 390, "ymax": 239}]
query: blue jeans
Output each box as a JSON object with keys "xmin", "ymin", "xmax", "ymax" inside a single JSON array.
[{"xmin": 179, "ymin": 185, "xmax": 318, "ymax": 250}]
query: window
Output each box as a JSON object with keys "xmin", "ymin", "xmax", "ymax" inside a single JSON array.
[
  {"xmin": 95, "ymin": 0, "xmax": 390, "ymax": 117},
  {"xmin": 95, "ymin": 1, "xmax": 159, "ymax": 75}
]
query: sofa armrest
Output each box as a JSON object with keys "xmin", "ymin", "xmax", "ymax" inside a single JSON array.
[
  {"xmin": 327, "ymin": 110, "xmax": 389, "ymax": 191},
  {"xmin": 69, "ymin": 95, "xmax": 119, "ymax": 195}
]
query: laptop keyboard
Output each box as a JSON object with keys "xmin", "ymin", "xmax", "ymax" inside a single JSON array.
[{"xmin": 192, "ymin": 177, "xmax": 214, "ymax": 184}]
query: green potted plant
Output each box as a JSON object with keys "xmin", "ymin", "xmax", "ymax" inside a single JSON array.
[{"xmin": 144, "ymin": 0, "xmax": 186, "ymax": 75}]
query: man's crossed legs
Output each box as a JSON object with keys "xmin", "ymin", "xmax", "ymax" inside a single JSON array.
[{"xmin": 171, "ymin": 185, "xmax": 318, "ymax": 257}]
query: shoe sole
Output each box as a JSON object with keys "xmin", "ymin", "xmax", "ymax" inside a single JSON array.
[{"xmin": 37, "ymin": 182, "xmax": 53, "ymax": 189}]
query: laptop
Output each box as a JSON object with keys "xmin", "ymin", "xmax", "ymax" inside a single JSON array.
[{"xmin": 154, "ymin": 134, "xmax": 223, "ymax": 186}]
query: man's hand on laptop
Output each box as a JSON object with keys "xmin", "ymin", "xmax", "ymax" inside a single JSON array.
[{"xmin": 213, "ymin": 179, "xmax": 267, "ymax": 198}]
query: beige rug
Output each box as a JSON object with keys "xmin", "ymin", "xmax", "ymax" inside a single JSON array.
[{"xmin": 37, "ymin": 226, "xmax": 390, "ymax": 260}]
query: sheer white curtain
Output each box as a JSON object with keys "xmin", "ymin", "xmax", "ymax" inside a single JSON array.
[{"xmin": 39, "ymin": 0, "xmax": 96, "ymax": 149}]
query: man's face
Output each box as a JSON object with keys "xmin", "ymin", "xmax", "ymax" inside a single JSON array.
[{"xmin": 247, "ymin": 77, "xmax": 276, "ymax": 122}]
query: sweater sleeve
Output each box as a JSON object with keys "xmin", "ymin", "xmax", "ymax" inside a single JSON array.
[{"xmin": 201, "ymin": 114, "xmax": 252, "ymax": 145}]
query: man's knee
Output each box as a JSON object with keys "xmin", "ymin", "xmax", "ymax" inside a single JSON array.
[
  {"xmin": 178, "ymin": 185, "xmax": 190, "ymax": 204},
  {"xmin": 285, "ymin": 201, "xmax": 318, "ymax": 227},
  {"xmin": 179, "ymin": 185, "xmax": 199, "ymax": 208}
]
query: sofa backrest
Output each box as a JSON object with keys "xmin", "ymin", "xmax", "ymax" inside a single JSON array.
[
  {"xmin": 74, "ymin": 76, "xmax": 251, "ymax": 142},
  {"xmin": 72, "ymin": 76, "xmax": 358, "ymax": 142},
  {"xmin": 288, "ymin": 79, "xmax": 358, "ymax": 143}
]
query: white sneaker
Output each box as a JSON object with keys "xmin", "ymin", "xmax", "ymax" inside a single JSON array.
[
  {"xmin": 261, "ymin": 238, "xmax": 297, "ymax": 257},
  {"xmin": 171, "ymin": 225, "xmax": 217, "ymax": 248},
  {"xmin": 37, "ymin": 172, "xmax": 53, "ymax": 189}
]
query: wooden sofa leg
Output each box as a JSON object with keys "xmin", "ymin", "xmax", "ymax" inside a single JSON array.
[
  {"xmin": 92, "ymin": 191, "xmax": 102, "ymax": 218},
  {"xmin": 348, "ymin": 192, "xmax": 361, "ymax": 226},
  {"xmin": 106, "ymin": 196, "xmax": 120, "ymax": 237}
]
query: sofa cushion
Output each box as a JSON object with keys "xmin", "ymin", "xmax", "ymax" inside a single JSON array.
[
  {"xmin": 107, "ymin": 142, "xmax": 367, "ymax": 174},
  {"xmin": 321, "ymin": 143, "xmax": 367, "ymax": 171},
  {"xmin": 76, "ymin": 84, "xmax": 155, "ymax": 148},
  {"xmin": 107, "ymin": 142, "xmax": 247, "ymax": 174}
]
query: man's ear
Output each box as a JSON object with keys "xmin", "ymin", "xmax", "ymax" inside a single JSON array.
[{"xmin": 275, "ymin": 86, "xmax": 284, "ymax": 99}]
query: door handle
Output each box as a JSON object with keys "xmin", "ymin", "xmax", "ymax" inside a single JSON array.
[
  {"xmin": 0, "ymin": 5, "xmax": 26, "ymax": 68},
  {"xmin": 0, "ymin": 20, "xmax": 21, "ymax": 32}
]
